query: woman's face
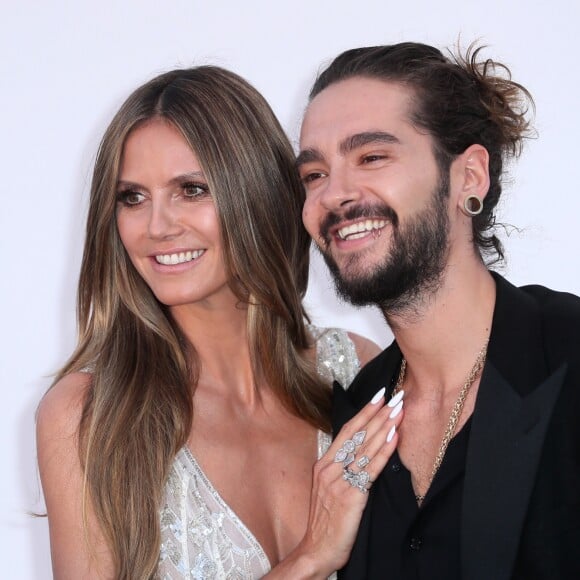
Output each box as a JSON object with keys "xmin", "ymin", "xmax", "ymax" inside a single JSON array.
[{"xmin": 116, "ymin": 118, "xmax": 231, "ymax": 310}]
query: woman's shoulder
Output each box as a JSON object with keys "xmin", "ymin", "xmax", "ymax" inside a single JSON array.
[
  {"xmin": 344, "ymin": 331, "xmax": 382, "ymax": 367},
  {"xmin": 36, "ymin": 371, "xmax": 115, "ymax": 577},
  {"xmin": 37, "ymin": 371, "xmax": 91, "ymax": 440},
  {"xmin": 308, "ymin": 324, "xmax": 382, "ymax": 389},
  {"xmin": 37, "ymin": 372, "xmax": 91, "ymax": 422},
  {"xmin": 309, "ymin": 325, "xmax": 381, "ymax": 365}
]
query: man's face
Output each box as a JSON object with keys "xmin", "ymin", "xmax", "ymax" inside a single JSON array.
[{"xmin": 298, "ymin": 77, "xmax": 451, "ymax": 313}]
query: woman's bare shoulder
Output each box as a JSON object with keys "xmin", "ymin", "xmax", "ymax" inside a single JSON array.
[
  {"xmin": 36, "ymin": 371, "xmax": 92, "ymax": 488},
  {"xmin": 307, "ymin": 323, "xmax": 383, "ymax": 369},
  {"xmin": 37, "ymin": 372, "xmax": 91, "ymax": 441},
  {"xmin": 346, "ymin": 332, "xmax": 383, "ymax": 367},
  {"xmin": 37, "ymin": 372, "xmax": 114, "ymax": 577}
]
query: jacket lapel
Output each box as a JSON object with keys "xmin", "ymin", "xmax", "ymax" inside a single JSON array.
[
  {"xmin": 461, "ymin": 274, "xmax": 567, "ymax": 580},
  {"xmin": 461, "ymin": 362, "xmax": 566, "ymax": 580}
]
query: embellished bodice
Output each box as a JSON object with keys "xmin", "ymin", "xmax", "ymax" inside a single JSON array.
[{"xmin": 157, "ymin": 326, "xmax": 361, "ymax": 579}]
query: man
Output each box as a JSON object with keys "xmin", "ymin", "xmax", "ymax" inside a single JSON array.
[{"xmin": 297, "ymin": 43, "xmax": 580, "ymax": 580}]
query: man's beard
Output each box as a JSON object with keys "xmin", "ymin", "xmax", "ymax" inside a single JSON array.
[{"xmin": 319, "ymin": 174, "xmax": 450, "ymax": 316}]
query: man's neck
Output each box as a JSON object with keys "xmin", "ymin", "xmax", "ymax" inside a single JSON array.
[{"xmin": 384, "ymin": 259, "xmax": 496, "ymax": 397}]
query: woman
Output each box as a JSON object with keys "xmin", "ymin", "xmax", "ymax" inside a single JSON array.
[{"xmin": 37, "ymin": 66, "xmax": 403, "ymax": 579}]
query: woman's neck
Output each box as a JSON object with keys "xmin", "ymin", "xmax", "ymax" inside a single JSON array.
[{"xmin": 170, "ymin": 297, "xmax": 259, "ymax": 404}]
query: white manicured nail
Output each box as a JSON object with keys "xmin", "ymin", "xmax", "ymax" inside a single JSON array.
[
  {"xmin": 387, "ymin": 425, "xmax": 396, "ymax": 443},
  {"xmin": 371, "ymin": 387, "xmax": 386, "ymax": 404},
  {"xmin": 387, "ymin": 390, "xmax": 404, "ymax": 407},
  {"xmin": 389, "ymin": 400, "xmax": 403, "ymax": 419}
]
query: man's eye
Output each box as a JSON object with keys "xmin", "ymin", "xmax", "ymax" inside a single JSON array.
[
  {"xmin": 183, "ymin": 183, "xmax": 209, "ymax": 198},
  {"xmin": 362, "ymin": 154, "xmax": 386, "ymax": 164},
  {"xmin": 117, "ymin": 190, "xmax": 145, "ymax": 206},
  {"xmin": 301, "ymin": 171, "xmax": 326, "ymax": 184}
]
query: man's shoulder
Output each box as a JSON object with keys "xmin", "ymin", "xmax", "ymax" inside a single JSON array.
[
  {"xmin": 495, "ymin": 273, "xmax": 580, "ymax": 327},
  {"xmin": 508, "ymin": 277, "xmax": 580, "ymax": 364},
  {"xmin": 520, "ymin": 282, "xmax": 580, "ymax": 319},
  {"xmin": 519, "ymin": 281, "xmax": 580, "ymax": 343}
]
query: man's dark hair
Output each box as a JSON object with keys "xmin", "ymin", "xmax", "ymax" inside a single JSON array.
[{"xmin": 310, "ymin": 42, "xmax": 535, "ymax": 264}]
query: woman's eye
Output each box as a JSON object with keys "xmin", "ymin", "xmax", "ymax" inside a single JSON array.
[
  {"xmin": 183, "ymin": 183, "xmax": 209, "ymax": 198},
  {"xmin": 117, "ymin": 190, "xmax": 145, "ymax": 206}
]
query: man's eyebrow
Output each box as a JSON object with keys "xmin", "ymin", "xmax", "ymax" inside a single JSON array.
[
  {"xmin": 296, "ymin": 148, "xmax": 323, "ymax": 169},
  {"xmin": 296, "ymin": 132, "xmax": 401, "ymax": 169},
  {"xmin": 339, "ymin": 131, "xmax": 400, "ymax": 155}
]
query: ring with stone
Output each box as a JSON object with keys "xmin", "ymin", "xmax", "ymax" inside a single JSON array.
[
  {"xmin": 334, "ymin": 430, "xmax": 367, "ymax": 464},
  {"xmin": 343, "ymin": 467, "xmax": 373, "ymax": 494},
  {"xmin": 356, "ymin": 455, "xmax": 370, "ymax": 469}
]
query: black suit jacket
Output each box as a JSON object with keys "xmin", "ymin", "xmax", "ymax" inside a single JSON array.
[{"xmin": 333, "ymin": 274, "xmax": 580, "ymax": 580}]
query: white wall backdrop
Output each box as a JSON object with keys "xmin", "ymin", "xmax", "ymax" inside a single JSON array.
[{"xmin": 2, "ymin": 0, "xmax": 579, "ymax": 576}]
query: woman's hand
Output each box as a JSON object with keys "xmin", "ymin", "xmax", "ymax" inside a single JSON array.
[{"xmin": 266, "ymin": 387, "xmax": 404, "ymax": 578}]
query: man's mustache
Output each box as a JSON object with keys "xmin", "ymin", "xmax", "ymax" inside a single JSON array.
[{"xmin": 318, "ymin": 205, "xmax": 399, "ymax": 247}]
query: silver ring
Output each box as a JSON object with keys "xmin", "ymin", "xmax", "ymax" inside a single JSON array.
[
  {"xmin": 343, "ymin": 468, "xmax": 373, "ymax": 494},
  {"xmin": 356, "ymin": 455, "xmax": 370, "ymax": 469},
  {"xmin": 352, "ymin": 431, "xmax": 366, "ymax": 446},
  {"xmin": 334, "ymin": 430, "xmax": 367, "ymax": 464},
  {"xmin": 343, "ymin": 467, "xmax": 357, "ymax": 483},
  {"xmin": 356, "ymin": 470, "xmax": 371, "ymax": 487},
  {"xmin": 334, "ymin": 448, "xmax": 356, "ymax": 468},
  {"xmin": 334, "ymin": 440, "xmax": 355, "ymax": 462},
  {"xmin": 343, "ymin": 453, "xmax": 355, "ymax": 468}
]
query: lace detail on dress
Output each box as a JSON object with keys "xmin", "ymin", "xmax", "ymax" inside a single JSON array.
[{"xmin": 157, "ymin": 326, "xmax": 360, "ymax": 579}]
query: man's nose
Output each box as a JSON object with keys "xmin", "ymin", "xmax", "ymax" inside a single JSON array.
[{"xmin": 318, "ymin": 167, "xmax": 361, "ymax": 211}]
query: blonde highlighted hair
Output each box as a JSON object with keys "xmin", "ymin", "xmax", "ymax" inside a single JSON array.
[{"xmin": 53, "ymin": 66, "xmax": 330, "ymax": 578}]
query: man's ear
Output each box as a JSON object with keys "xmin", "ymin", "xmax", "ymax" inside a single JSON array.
[{"xmin": 451, "ymin": 144, "xmax": 490, "ymax": 210}]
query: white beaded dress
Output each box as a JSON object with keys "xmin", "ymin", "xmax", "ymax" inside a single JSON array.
[{"xmin": 156, "ymin": 326, "xmax": 361, "ymax": 579}]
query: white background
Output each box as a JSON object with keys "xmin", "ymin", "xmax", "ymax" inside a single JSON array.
[{"xmin": 2, "ymin": 1, "xmax": 579, "ymax": 576}]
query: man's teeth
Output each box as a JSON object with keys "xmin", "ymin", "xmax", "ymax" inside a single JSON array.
[
  {"xmin": 337, "ymin": 219, "xmax": 387, "ymax": 240},
  {"xmin": 155, "ymin": 250, "xmax": 205, "ymax": 265}
]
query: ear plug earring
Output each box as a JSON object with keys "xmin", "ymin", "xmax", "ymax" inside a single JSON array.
[{"xmin": 462, "ymin": 195, "xmax": 483, "ymax": 217}]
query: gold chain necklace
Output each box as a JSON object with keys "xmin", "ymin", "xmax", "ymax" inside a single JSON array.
[{"xmin": 392, "ymin": 340, "xmax": 488, "ymax": 506}]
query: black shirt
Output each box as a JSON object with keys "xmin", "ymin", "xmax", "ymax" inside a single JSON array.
[{"xmin": 368, "ymin": 419, "xmax": 471, "ymax": 580}]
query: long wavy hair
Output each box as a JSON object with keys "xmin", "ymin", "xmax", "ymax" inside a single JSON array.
[{"xmin": 52, "ymin": 66, "xmax": 330, "ymax": 578}]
